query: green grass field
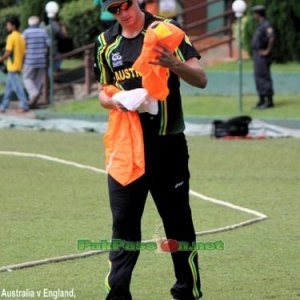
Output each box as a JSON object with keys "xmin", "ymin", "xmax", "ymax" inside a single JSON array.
[
  {"xmin": 0, "ymin": 130, "xmax": 299, "ymax": 299},
  {"xmin": 49, "ymin": 94, "xmax": 300, "ymax": 120},
  {"xmin": 59, "ymin": 58, "xmax": 300, "ymax": 73},
  {"xmin": 204, "ymin": 60, "xmax": 300, "ymax": 72}
]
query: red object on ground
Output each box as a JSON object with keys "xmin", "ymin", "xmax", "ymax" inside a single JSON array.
[
  {"xmin": 160, "ymin": 239, "xmax": 179, "ymax": 252},
  {"xmin": 222, "ymin": 135, "xmax": 267, "ymax": 140}
]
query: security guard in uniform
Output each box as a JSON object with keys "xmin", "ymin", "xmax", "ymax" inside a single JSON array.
[{"xmin": 251, "ymin": 5, "xmax": 275, "ymax": 109}]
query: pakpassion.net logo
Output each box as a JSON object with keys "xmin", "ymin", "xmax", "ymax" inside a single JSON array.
[{"xmin": 77, "ymin": 239, "xmax": 224, "ymax": 252}]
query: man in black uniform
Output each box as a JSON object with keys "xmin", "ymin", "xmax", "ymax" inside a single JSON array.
[
  {"xmin": 94, "ymin": 1, "xmax": 207, "ymax": 299},
  {"xmin": 251, "ymin": 5, "xmax": 275, "ymax": 109}
]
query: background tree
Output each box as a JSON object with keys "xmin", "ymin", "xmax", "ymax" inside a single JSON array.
[
  {"xmin": 19, "ymin": 0, "xmax": 81, "ymax": 29},
  {"xmin": 59, "ymin": 0, "xmax": 103, "ymax": 49},
  {"xmin": 244, "ymin": 0, "xmax": 300, "ymax": 62},
  {"xmin": 0, "ymin": 6, "xmax": 20, "ymax": 49},
  {"xmin": 0, "ymin": 0, "xmax": 19, "ymax": 9},
  {"xmin": 20, "ymin": 0, "xmax": 46, "ymax": 29},
  {"xmin": 0, "ymin": 0, "xmax": 103, "ymax": 50}
]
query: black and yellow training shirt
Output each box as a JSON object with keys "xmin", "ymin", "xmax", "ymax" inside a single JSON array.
[{"xmin": 94, "ymin": 11, "xmax": 200, "ymax": 136}]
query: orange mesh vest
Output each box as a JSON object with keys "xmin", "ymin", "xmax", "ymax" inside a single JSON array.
[
  {"xmin": 103, "ymin": 86, "xmax": 145, "ymax": 186},
  {"xmin": 132, "ymin": 21, "xmax": 185, "ymax": 100}
]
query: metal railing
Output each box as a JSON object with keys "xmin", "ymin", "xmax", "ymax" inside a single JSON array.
[
  {"xmin": 42, "ymin": 43, "xmax": 95, "ymax": 104},
  {"xmin": 56, "ymin": 43, "xmax": 94, "ymax": 94},
  {"xmin": 177, "ymin": 0, "xmax": 234, "ymax": 54}
]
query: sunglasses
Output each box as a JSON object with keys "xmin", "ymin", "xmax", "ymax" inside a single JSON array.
[{"xmin": 107, "ymin": 0, "xmax": 133, "ymax": 15}]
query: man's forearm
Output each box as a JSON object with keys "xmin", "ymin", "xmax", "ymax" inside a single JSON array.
[
  {"xmin": 170, "ymin": 59, "xmax": 207, "ymax": 88},
  {"xmin": 0, "ymin": 50, "xmax": 11, "ymax": 63},
  {"xmin": 98, "ymin": 84, "xmax": 115, "ymax": 109},
  {"xmin": 98, "ymin": 83, "xmax": 126, "ymax": 111},
  {"xmin": 266, "ymin": 37, "xmax": 274, "ymax": 54},
  {"xmin": 259, "ymin": 37, "xmax": 274, "ymax": 56}
]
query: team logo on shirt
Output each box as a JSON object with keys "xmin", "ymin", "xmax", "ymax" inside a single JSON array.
[{"xmin": 111, "ymin": 52, "xmax": 123, "ymax": 67}]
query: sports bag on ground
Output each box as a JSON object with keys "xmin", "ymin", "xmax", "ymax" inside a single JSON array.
[{"xmin": 212, "ymin": 116, "xmax": 252, "ymax": 138}]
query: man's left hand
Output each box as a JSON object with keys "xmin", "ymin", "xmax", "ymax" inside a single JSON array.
[{"xmin": 259, "ymin": 49, "xmax": 269, "ymax": 56}]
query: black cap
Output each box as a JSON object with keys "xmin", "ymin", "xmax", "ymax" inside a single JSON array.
[
  {"xmin": 103, "ymin": 0, "xmax": 127, "ymax": 9},
  {"xmin": 251, "ymin": 5, "xmax": 265, "ymax": 13}
]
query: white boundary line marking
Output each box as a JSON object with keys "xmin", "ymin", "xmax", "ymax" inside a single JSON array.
[
  {"xmin": 0, "ymin": 151, "xmax": 268, "ymax": 272},
  {"xmin": 0, "ymin": 151, "xmax": 107, "ymax": 174}
]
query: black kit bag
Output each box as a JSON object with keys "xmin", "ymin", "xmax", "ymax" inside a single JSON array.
[{"xmin": 212, "ymin": 116, "xmax": 252, "ymax": 138}]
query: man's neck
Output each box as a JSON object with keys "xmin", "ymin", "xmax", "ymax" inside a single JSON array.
[{"xmin": 122, "ymin": 11, "xmax": 145, "ymax": 38}]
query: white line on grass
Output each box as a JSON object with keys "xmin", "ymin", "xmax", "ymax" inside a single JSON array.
[
  {"xmin": 0, "ymin": 151, "xmax": 107, "ymax": 174},
  {"xmin": 189, "ymin": 190, "xmax": 267, "ymax": 236},
  {"xmin": 0, "ymin": 151, "xmax": 268, "ymax": 272}
]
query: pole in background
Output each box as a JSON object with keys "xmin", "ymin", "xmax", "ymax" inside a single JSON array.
[
  {"xmin": 45, "ymin": 1, "xmax": 59, "ymax": 106},
  {"xmin": 232, "ymin": 0, "xmax": 247, "ymax": 113},
  {"xmin": 49, "ymin": 18, "xmax": 54, "ymax": 106},
  {"xmin": 238, "ymin": 15, "xmax": 243, "ymax": 112}
]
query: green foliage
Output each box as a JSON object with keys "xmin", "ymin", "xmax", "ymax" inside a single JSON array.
[
  {"xmin": 0, "ymin": 130, "xmax": 299, "ymax": 299},
  {"xmin": 0, "ymin": 0, "xmax": 19, "ymax": 9},
  {"xmin": 244, "ymin": 0, "xmax": 300, "ymax": 62},
  {"xmin": 1, "ymin": 0, "xmax": 104, "ymax": 51},
  {"xmin": 20, "ymin": 0, "xmax": 47, "ymax": 30},
  {"xmin": 49, "ymin": 94, "xmax": 300, "ymax": 119},
  {"xmin": 0, "ymin": 6, "xmax": 20, "ymax": 49},
  {"xmin": 19, "ymin": 0, "xmax": 77, "ymax": 30},
  {"xmin": 243, "ymin": 15, "xmax": 256, "ymax": 57},
  {"xmin": 59, "ymin": 0, "xmax": 103, "ymax": 49}
]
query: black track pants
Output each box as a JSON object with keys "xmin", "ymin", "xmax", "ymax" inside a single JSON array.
[
  {"xmin": 105, "ymin": 133, "xmax": 202, "ymax": 300},
  {"xmin": 253, "ymin": 52, "xmax": 274, "ymax": 97}
]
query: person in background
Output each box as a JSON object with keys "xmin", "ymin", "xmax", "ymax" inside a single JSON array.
[
  {"xmin": 94, "ymin": 0, "xmax": 116, "ymax": 31},
  {"xmin": 43, "ymin": 15, "xmax": 69, "ymax": 73},
  {"xmin": 23, "ymin": 16, "xmax": 49, "ymax": 109},
  {"xmin": 138, "ymin": 0, "xmax": 159, "ymax": 15},
  {"xmin": 144, "ymin": 0, "xmax": 159, "ymax": 15},
  {"xmin": 52, "ymin": 17, "xmax": 69, "ymax": 72},
  {"xmin": 251, "ymin": 5, "xmax": 275, "ymax": 109},
  {"xmin": 0, "ymin": 16, "xmax": 28, "ymax": 113},
  {"xmin": 138, "ymin": 0, "xmax": 146, "ymax": 9}
]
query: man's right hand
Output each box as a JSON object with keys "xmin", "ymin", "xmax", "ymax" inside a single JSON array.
[{"xmin": 115, "ymin": 102, "xmax": 129, "ymax": 112}]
